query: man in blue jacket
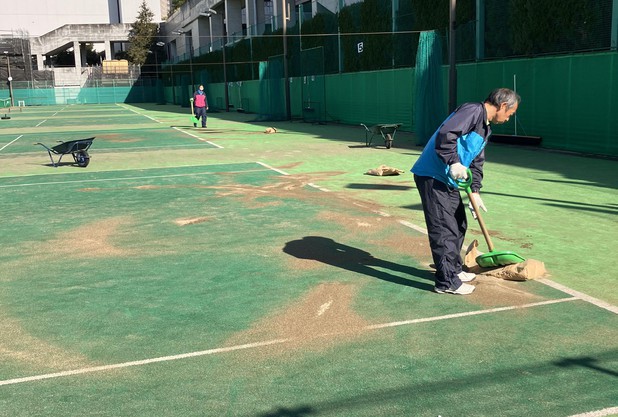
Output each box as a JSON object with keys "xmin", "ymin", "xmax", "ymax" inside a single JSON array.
[{"xmin": 411, "ymin": 88, "xmax": 520, "ymax": 295}]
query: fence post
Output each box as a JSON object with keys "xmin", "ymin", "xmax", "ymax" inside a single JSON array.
[
  {"xmin": 611, "ymin": 0, "xmax": 618, "ymax": 51},
  {"xmin": 476, "ymin": 0, "xmax": 485, "ymax": 60}
]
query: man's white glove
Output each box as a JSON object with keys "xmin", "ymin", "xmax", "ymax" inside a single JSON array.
[
  {"xmin": 449, "ymin": 163, "xmax": 468, "ymax": 180},
  {"xmin": 468, "ymin": 192, "xmax": 487, "ymax": 220}
]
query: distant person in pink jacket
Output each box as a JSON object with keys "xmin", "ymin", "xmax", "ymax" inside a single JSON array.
[{"xmin": 193, "ymin": 85, "xmax": 209, "ymax": 128}]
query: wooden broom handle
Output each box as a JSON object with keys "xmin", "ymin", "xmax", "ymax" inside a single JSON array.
[{"xmin": 467, "ymin": 189, "xmax": 495, "ymax": 252}]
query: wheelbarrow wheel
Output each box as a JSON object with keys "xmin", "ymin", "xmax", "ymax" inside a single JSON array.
[
  {"xmin": 74, "ymin": 151, "xmax": 90, "ymax": 167},
  {"xmin": 385, "ymin": 133, "xmax": 393, "ymax": 149}
]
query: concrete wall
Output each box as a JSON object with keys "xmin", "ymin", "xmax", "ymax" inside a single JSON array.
[
  {"xmin": 119, "ymin": 0, "xmax": 162, "ymax": 23},
  {"xmin": 0, "ymin": 0, "xmax": 163, "ymax": 37}
]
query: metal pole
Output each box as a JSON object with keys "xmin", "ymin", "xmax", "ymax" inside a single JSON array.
[
  {"xmin": 612, "ymin": 0, "xmax": 618, "ymax": 50},
  {"xmin": 513, "ymin": 74, "xmax": 517, "ymax": 136},
  {"xmin": 5, "ymin": 54, "xmax": 15, "ymax": 108},
  {"xmin": 209, "ymin": 13, "xmax": 229, "ymax": 112},
  {"xmin": 282, "ymin": 0, "xmax": 291, "ymax": 120},
  {"xmin": 448, "ymin": 0, "xmax": 457, "ymax": 112},
  {"xmin": 338, "ymin": 0, "xmax": 343, "ymax": 73},
  {"xmin": 475, "ymin": 0, "xmax": 485, "ymax": 60},
  {"xmin": 391, "ymin": 0, "xmax": 396, "ymax": 68},
  {"xmin": 171, "ymin": 64, "xmax": 176, "ymax": 104},
  {"xmin": 223, "ymin": 40, "xmax": 229, "ymax": 111},
  {"xmin": 189, "ymin": 45, "xmax": 194, "ymax": 89}
]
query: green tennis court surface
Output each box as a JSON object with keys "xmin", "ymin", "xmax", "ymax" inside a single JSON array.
[
  {"xmin": 0, "ymin": 128, "xmax": 217, "ymax": 157},
  {"xmin": 0, "ymin": 104, "xmax": 616, "ymax": 417}
]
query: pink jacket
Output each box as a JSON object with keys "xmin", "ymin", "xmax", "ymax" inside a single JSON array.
[{"xmin": 194, "ymin": 91, "xmax": 208, "ymax": 108}]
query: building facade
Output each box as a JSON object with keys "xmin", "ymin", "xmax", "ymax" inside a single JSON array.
[{"xmin": 0, "ymin": 0, "xmax": 164, "ymax": 37}]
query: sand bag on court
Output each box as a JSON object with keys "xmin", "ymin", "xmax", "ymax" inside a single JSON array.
[
  {"xmin": 365, "ymin": 165, "xmax": 404, "ymax": 176},
  {"xmin": 464, "ymin": 240, "xmax": 548, "ymax": 281}
]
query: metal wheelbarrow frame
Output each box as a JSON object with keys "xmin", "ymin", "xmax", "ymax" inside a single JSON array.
[
  {"xmin": 36, "ymin": 137, "xmax": 95, "ymax": 167},
  {"xmin": 361, "ymin": 123, "xmax": 402, "ymax": 149}
]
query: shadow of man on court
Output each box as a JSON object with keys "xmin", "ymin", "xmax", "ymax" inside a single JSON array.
[
  {"xmin": 256, "ymin": 405, "xmax": 315, "ymax": 417},
  {"xmin": 283, "ymin": 236, "xmax": 434, "ymax": 292}
]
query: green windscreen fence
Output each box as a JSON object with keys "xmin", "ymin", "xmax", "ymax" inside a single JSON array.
[
  {"xmin": 414, "ymin": 31, "xmax": 446, "ymax": 146},
  {"xmin": 257, "ymin": 56, "xmax": 286, "ymax": 121},
  {"xmin": 324, "ymin": 69, "xmax": 414, "ymax": 130},
  {"xmin": 301, "ymin": 47, "xmax": 326, "ymax": 123},
  {"xmin": 7, "ymin": 85, "xmax": 160, "ymax": 106},
  {"xmin": 456, "ymin": 52, "xmax": 618, "ymax": 156},
  {"xmin": 200, "ymin": 52, "xmax": 617, "ymax": 156}
]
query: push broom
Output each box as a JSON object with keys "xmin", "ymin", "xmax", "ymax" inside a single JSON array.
[
  {"xmin": 189, "ymin": 98, "xmax": 199, "ymax": 126},
  {"xmin": 458, "ymin": 170, "xmax": 525, "ymax": 268}
]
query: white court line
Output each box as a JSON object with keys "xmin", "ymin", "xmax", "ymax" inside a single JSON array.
[
  {"xmin": 172, "ymin": 126, "xmax": 223, "ymax": 148},
  {"xmin": 0, "ymin": 135, "xmax": 23, "ymax": 152},
  {"xmin": 0, "ymin": 298, "xmax": 576, "ymax": 387},
  {"xmin": 398, "ymin": 219, "xmax": 428, "ymax": 234},
  {"xmin": 51, "ymin": 106, "xmax": 67, "ymax": 117},
  {"xmin": 568, "ymin": 407, "xmax": 618, "ymax": 417},
  {"xmin": 0, "ymin": 162, "xmax": 259, "ymax": 179},
  {"xmin": 0, "ymin": 164, "xmax": 611, "ymax": 389},
  {"xmin": 307, "ymin": 182, "xmax": 331, "ymax": 192},
  {"xmin": 255, "ymin": 163, "xmax": 618, "ymax": 315},
  {"xmin": 116, "ymin": 103, "xmax": 161, "ymax": 123},
  {"xmin": 35, "ymin": 120, "xmax": 47, "ymax": 127},
  {"xmin": 256, "ymin": 161, "xmax": 289, "ymax": 175},
  {"xmin": 366, "ymin": 297, "xmax": 577, "ymax": 330},
  {"xmin": 117, "ymin": 104, "xmax": 214, "ymax": 148},
  {"xmin": 396, "ymin": 207, "xmax": 615, "ymax": 314},
  {"xmin": 538, "ymin": 279, "xmax": 618, "ymax": 314},
  {"xmin": 0, "ymin": 168, "xmax": 271, "ymax": 189},
  {"xmin": 0, "ymin": 339, "xmax": 290, "ymax": 387},
  {"xmin": 255, "ymin": 162, "xmax": 331, "ymax": 192}
]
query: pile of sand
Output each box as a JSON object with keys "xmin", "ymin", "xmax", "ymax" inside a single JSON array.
[
  {"xmin": 464, "ymin": 240, "xmax": 548, "ymax": 281},
  {"xmin": 365, "ymin": 165, "xmax": 404, "ymax": 176}
]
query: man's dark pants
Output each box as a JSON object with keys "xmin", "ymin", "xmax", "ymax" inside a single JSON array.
[
  {"xmin": 194, "ymin": 106, "xmax": 207, "ymax": 127},
  {"xmin": 414, "ymin": 174, "xmax": 467, "ymax": 291}
]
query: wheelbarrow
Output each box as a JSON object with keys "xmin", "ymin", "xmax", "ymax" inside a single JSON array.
[
  {"xmin": 35, "ymin": 137, "xmax": 95, "ymax": 167},
  {"xmin": 361, "ymin": 123, "xmax": 402, "ymax": 149}
]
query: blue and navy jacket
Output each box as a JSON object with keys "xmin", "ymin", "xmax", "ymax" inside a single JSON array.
[{"xmin": 411, "ymin": 102, "xmax": 491, "ymax": 192}]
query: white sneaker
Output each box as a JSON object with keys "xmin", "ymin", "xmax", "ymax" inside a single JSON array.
[
  {"xmin": 434, "ymin": 282, "xmax": 476, "ymax": 295},
  {"xmin": 458, "ymin": 271, "xmax": 476, "ymax": 282}
]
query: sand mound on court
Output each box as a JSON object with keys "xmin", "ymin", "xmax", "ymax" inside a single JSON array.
[
  {"xmin": 0, "ymin": 314, "xmax": 96, "ymax": 370},
  {"xmin": 37, "ymin": 217, "xmax": 138, "ymax": 258},
  {"xmin": 464, "ymin": 239, "xmax": 548, "ymax": 281},
  {"xmin": 225, "ymin": 282, "xmax": 372, "ymax": 356}
]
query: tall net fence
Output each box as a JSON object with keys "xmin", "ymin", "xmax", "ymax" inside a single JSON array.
[
  {"xmin": 484, "ymin": 0, "xmax": 614, "ymax": 59},
  {"xmin": 0, "ymin": 33, "xmax": 53, "ymax": 88},
  {"xmin": 2, "ymin": 1, "xmax": 613, "ymax": 107},
  {"xmin": 161, "ymin": 0, "xmax": 615, "ymax": 84}
]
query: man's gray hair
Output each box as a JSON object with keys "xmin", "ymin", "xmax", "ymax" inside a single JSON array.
[{"xmin": 485, "ymin": 88, "xmax": 521, "ymax": 109}]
